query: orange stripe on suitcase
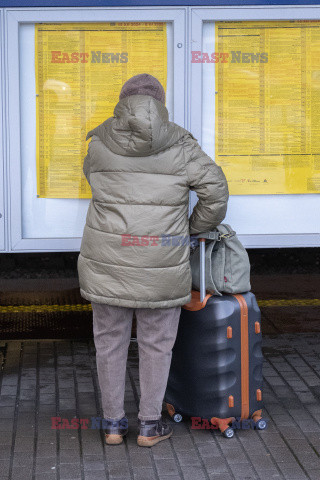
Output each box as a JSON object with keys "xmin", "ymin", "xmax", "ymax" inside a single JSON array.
[{"xmin": 234, "ymin": 294, "xmax": 249, "ymax": 420}]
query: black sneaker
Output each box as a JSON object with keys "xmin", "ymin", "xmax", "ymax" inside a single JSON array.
[
  {"xmin": 103, "ymin": 416, "xmax": 128, "ymax": 445},
  {"xmin": 137, "ymin": 418, "xmax": 173, "ymax": 447}
]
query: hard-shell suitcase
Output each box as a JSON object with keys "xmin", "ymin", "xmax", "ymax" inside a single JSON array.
[{"xmin": 164, "ymin": 238, "xmax": 266, "ymax": 438}]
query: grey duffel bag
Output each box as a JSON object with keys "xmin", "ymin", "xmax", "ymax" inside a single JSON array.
[{"xmin": 189, "ymin": 224, "xmax": 251, "ymax": 296}]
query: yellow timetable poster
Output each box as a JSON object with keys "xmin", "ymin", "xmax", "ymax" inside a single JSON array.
[
  {"xmin": 215, "ymin": 20, "xmax": 320, "ymax": 195},
  {"xmin": 35, "ymin": 22, "xmax": 167, "ymax": 198}
]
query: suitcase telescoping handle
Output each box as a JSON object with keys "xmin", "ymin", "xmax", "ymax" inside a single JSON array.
[{"xmin": 199, "ymin": 238, "xmax": 206, "ymax": 303}]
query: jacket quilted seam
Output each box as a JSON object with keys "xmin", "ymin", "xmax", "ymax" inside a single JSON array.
[
  {"xmin": 79, "ymin": 252, "xmax": 190, "ymax": 269},
  {"xmin": 90, "ymin": 170, "xmax": 186, "ymax": 177},
  {"xmin": 93, "ymin": 201, "xmax": 186, "ymax": 207},
  {"xmin": 85, "ymin": 222, "xmax": 189, "ymax": 237}
]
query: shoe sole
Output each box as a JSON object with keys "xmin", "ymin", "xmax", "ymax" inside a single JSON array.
[
  {"xmin": 105, "ymin": 434, "xmax": 124, "ymax": 445},
  {"xmin": 137, "ymin": 431, "xmax": 173, "ymax": 447}
]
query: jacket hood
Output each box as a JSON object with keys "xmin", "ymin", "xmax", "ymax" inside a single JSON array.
[{"xmin": 86, "ymin": 95, "xmax": 192, "ymax": 157}]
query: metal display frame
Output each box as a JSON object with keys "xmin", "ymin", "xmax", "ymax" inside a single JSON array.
[{"xmin": 0, "ymin": 10, "xmax": 5, "ymax": 251}]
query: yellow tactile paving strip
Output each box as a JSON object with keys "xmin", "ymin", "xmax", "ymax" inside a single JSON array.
[
  {"xmin": 0, "ymin": 299, "xmax": 319, "ymax": 314},
  {"xmin": 258, "ymin": 299, "xmax": 320, "ymax": 307}
]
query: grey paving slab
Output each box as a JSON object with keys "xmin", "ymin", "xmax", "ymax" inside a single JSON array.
[
  {"xmin": 155, "ymin": 458, "xmax": 180, "ymax": 476},
  {"xmin": 84, "ymin": 472, "xmax": 108, "ymax": 480},
  {"xmin": 132, "ymin": 467, "xmax": 156, "ymax": 480},
  {"xmin": 107, "ymin": 460, "xmax": 131, "ymax": 478},
  {"xmin": 180, "ymin": 465, "xmax": 208, "ymax": 480},
  {"xmin": 1, "ymin": 335, "xmax": 320, "ymax": 480}
]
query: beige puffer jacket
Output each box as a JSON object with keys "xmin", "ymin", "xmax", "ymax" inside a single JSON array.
[{"xmin": 77, "ymin": 95, "xmax": 229, "ymax": 308}]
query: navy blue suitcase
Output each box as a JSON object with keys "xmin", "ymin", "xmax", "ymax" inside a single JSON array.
[{"xmin": 164, "ymin": 239, "xmax": 266, "ymax": 438}]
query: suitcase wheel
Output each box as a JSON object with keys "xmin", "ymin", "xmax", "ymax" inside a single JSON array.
[
  {"xmin": 255, "ymin": 418, "xmax": 267, "ymax": 430},
  {"xmin": 172, "ymin": 413, "xmax": 183, "ymax": 423},
  {"xmin": 211, "ymin": 417, "xmax": 235, "ymax": 438},
  {"xmin": 222, "ymin": 427, "xmax": 234, "ymax": 439},
  {"xmin": 166, "ymin": 403, "xmax": 183, "ymax": 423}
]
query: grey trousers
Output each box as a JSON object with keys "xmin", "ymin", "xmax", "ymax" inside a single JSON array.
[{"xmin": 91, "ymin": 302, "xmax": 181, "ymax": 421}]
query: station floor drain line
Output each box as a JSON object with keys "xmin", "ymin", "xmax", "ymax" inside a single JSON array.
[{"xmin": 0, "ymin": 299, "xmax": 320, "ymax": 313}]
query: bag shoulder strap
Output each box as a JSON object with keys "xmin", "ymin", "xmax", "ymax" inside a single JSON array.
[
  {"xmin": 194, "ymin": 231, "xmax": 220, "ymax": 241},
  {"xmin": 194, "ymin": 225, "xmax": 236, "ymax": 241},
  {"xmin": 204, "ymin": 240, "xmax": 222, "ymax": 296},
  {"xmin": 215, "ymin": 224, "xmax": 236, "ymax": 239}
]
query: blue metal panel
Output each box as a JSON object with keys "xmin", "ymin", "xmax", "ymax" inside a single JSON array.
[{"xmin": 1, "ymin": 0, "xmax": 320, "ymax": 7}]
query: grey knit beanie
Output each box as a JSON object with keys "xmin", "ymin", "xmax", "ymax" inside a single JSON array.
[{"xmin": 119, "ymin": 73, "xmax": 165, "ymax": 105}]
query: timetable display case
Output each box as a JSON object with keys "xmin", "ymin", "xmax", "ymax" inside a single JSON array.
[
  {"xmin": 6, "ymin": 7, "xmax": 186, "ymax": 251},
  {"xmin": 1, "ymin": 4, "xmax": 320, "ymax": 251}
]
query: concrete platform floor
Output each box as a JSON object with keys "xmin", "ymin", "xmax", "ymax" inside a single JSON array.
[{"xmin": 1, "ymin": 334, "xmax": 320, "ymax": 480}]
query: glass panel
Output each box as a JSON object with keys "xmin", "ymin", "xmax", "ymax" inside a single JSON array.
[
  {"xmin": 20, "ymin": 21, "xmax": 173, "ymax": 239},
  {"xmin": 202, "ymin": 20, "xmax": 320, "ymax": 235}
]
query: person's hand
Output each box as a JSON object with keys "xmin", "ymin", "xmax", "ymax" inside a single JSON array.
[{"xmin": 190, "ymin": 234, "xmax": 199, "ymax": 248}]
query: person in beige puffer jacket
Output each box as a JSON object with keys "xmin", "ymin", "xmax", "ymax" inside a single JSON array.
[{"xmin": 77, "ymin": 73, "xmax": 229, "ymax": 447}]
